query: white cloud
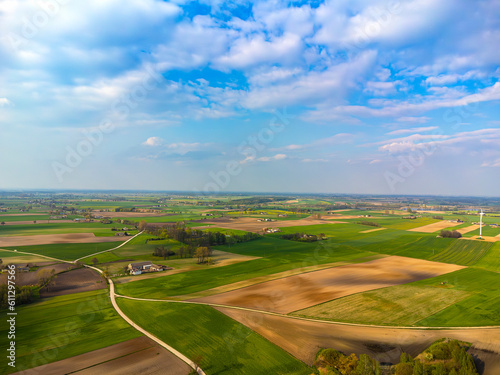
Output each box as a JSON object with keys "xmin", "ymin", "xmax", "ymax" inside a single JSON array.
[
  {"xmin": 387, "ymin": 126, "xmax": 438, "ymax": 135},
  {"xmin": 256, "ymin": 153, "xmax": 287, "ymax": 162},
  {"xmin": 143, "ymin": 136, "xmax": 163, "ymax": 146},
  {"xmin": 481, "ymin": 159, "xmax": 500, "ymax": 168},
  {"xmin": 0, "ymin": 98, "xmax": 12, "ymax": 106}
]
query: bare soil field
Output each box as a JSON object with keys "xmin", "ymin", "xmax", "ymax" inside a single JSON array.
[
  {"xmin": 359, "ymin": 227, "xmax": 387, "ymax": 234},
  {"xmin": 176, "ymin": 255, "xmax": 387, "ymax": 300},
  {"xmin": 40, "ymin": 267, "xmax": 107, "ymax": 297},
  {"xmin": 192, "ymin": 256, "xmax": 464, "ymax": 314},
  {"xmin": 12, "ymin": 336, "xmax": 191, "ymax": 375},
  {"xmin": 408, "ymin": 220, "xmax": 462, "ymax": 233},
  {"xmin": 93, "ymin": 211, "xmax": 168, "ymax": 218},
  {"xmin": 457, "ymin": 225, "xmax": 481, "ymax": 234},
  {"xmin": 216, "ymin": 308, "xmax": 500, "ymax": 374},
  {"xmin": 192, "ymin": 216, "xmax": 346, "ymax": 233},
  {"xmin": 0, "ymin": 263, "xmax": 75, "ymax": 286},
  {"xmin": 0, "ymin": 233, "xmax": 129, "ymax": 247}
]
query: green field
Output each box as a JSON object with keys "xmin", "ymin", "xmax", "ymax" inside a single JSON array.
[
  {"xmin": 3, "ymin": 241, "xmax": 123, "ymax": 261},
  {"xmin": 117, "ymin": 299, "xmax": 311, "ymax": 375},
  {"xmin": 411, "ymin": 268, "xmax": 500, "ymax": 326},
  {"xmin": 429, "ymin": 240, "xmax": 493, "ymax": 265},
  {"xmin": 115, "ymin": 236, "xmax": 373, "ymax": 298},
  {"xmin": 474, "ymin": 242, "xmax": 500, "ymax": 272},
  {"xmin": 293, "ymin": 285, "xmax": 471, "ymax": 326},
  {"xmin": 0, "ymin": 222, "xmax": 127, "ymax": 237},
  {"xmin": 0, "ymin": 290, "xmax": 141, "ymax": 374}
]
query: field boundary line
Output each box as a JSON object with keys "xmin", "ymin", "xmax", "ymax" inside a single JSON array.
[
  {"xmin": 0, "ymin": 248, "xmax": 74, "ymax": 264},
  {"xmin": 114, "ymin": 294, "xmax": 500, "ymax": 331}
]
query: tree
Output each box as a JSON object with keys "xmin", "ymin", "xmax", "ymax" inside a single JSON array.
[
  {"xmin": 37, "ymin": 268, "xmax": 53, "ymax": 285},
  {"xmin": 195, "ymin": 247, "xmax": 211, "ymax": 263},
  {"xmin": 91, "ymin": 257, "xmax": 99, "ymax": 266},
  {"xmin": 195, "ymin": 247, "xmax": 205, "ymax": 263},
  {"xmin": 138, "ymin": 220, "xmax": 147, "ymax": 231}
]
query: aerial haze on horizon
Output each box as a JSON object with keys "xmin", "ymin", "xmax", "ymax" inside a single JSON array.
[{"xmin": 1, "ymin": 0, "xmax": 499, "ymax": 196}]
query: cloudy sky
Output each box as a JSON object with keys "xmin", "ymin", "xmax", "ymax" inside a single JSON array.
[{"xmin": 1, "ymin": 0, "xmax": 499, "ymax": 195}]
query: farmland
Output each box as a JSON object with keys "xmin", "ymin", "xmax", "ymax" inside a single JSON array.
[
  {"xmin": 1, "ymin": 192, "xmax": 500, "ymax": 374},
  {"xmin": 116, "ymin": 299, "xmax": 311, "ymax": 375},
  {"xmin": 0, "ymin": 290, "xmax": 141, "ymax": 374}
]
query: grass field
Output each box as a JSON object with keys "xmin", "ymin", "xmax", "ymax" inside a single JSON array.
[
  {"xmin": 115, "ymin": 237, "xmax": 373, "ymax": 298},
  {"xmin": 0, "ymin": 290, "xmax": 141, "ymax": 374},
  {"xmin": 429, "ymin": 240, "xmax": 493, "ymax": 265},
  {"xmin": 293, "ymin": 285, "xmax": 471, "ymax": 326},
  {"xmin": 462, "ymin": 225, "xmax": 500, "ymax": 238},
  {"xmin": 411, "ymin": 268, "xmax": 500, "ymax": 327},
  {"xmin": 3, "ymin": 241, "xmax": 123, "ymax": 261},
  {"xmin": 117, "ymin": 299, "xmax": 311, "ymax": 375},
  {"xmin": 474, "ymin": 242, "xmax": 500, "ymax": 272}
]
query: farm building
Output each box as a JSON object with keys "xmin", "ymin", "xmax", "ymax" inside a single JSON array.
[
  {"xmin": 263, "ymin": 227, "xmax": 281, "ymax": 233},
  {"xmin": 127, "ymin": 261, "xmax": 167, "ymax": 275}
]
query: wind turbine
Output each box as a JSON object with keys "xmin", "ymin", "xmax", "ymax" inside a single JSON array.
[{"xmin": 479, "ymin": 209, "xmax": 484, "ymax": 239}]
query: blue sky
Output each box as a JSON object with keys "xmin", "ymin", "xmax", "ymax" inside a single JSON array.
[{"xmin": 1, "ymin": 0, "xmax": 499, "ymax": 195}]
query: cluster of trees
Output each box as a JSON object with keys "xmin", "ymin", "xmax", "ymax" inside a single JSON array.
[
  {"xmin": 114, "ymin": 207, "xmax": 137, "ymax": 212},
  {"xmin": 357, "ymin": 221, "xmax": 381, "ymax": 227},
  {"xmin": 314, "ymin": 348, "xmax": 381, "ymax": 375},
  {"xmin": 394, "ymin": 340, "xmax": 477, "ymax": 375},
  {"xmin": 313, "ymin": 340, "xmax": 478, "ymax": 375},
  {"xmin": 433, "ymin": 215, "xmax": 444, "ymax": 220},
  {"xmin": 0, "ymin": 285, "xmax": 40, "ymax": 309},
  {"xmin": 440, "ymin": 230, "xmax": 462, "ymax": 238},
  {"xmin": 152, "ymin": 245, "xmax": 176, "ymax": 260},
  {"xmin": 142, "ymin": 222, "xmax": 259, "ymax": 247},
  {"xmin": 280, "ymin": 232, "xmax": 322, "ymax": 242}
]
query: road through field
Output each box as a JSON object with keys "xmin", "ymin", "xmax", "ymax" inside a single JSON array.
[{"xmin": 1, "ymin": 240, "xmax": 205, "ymax": 375}]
